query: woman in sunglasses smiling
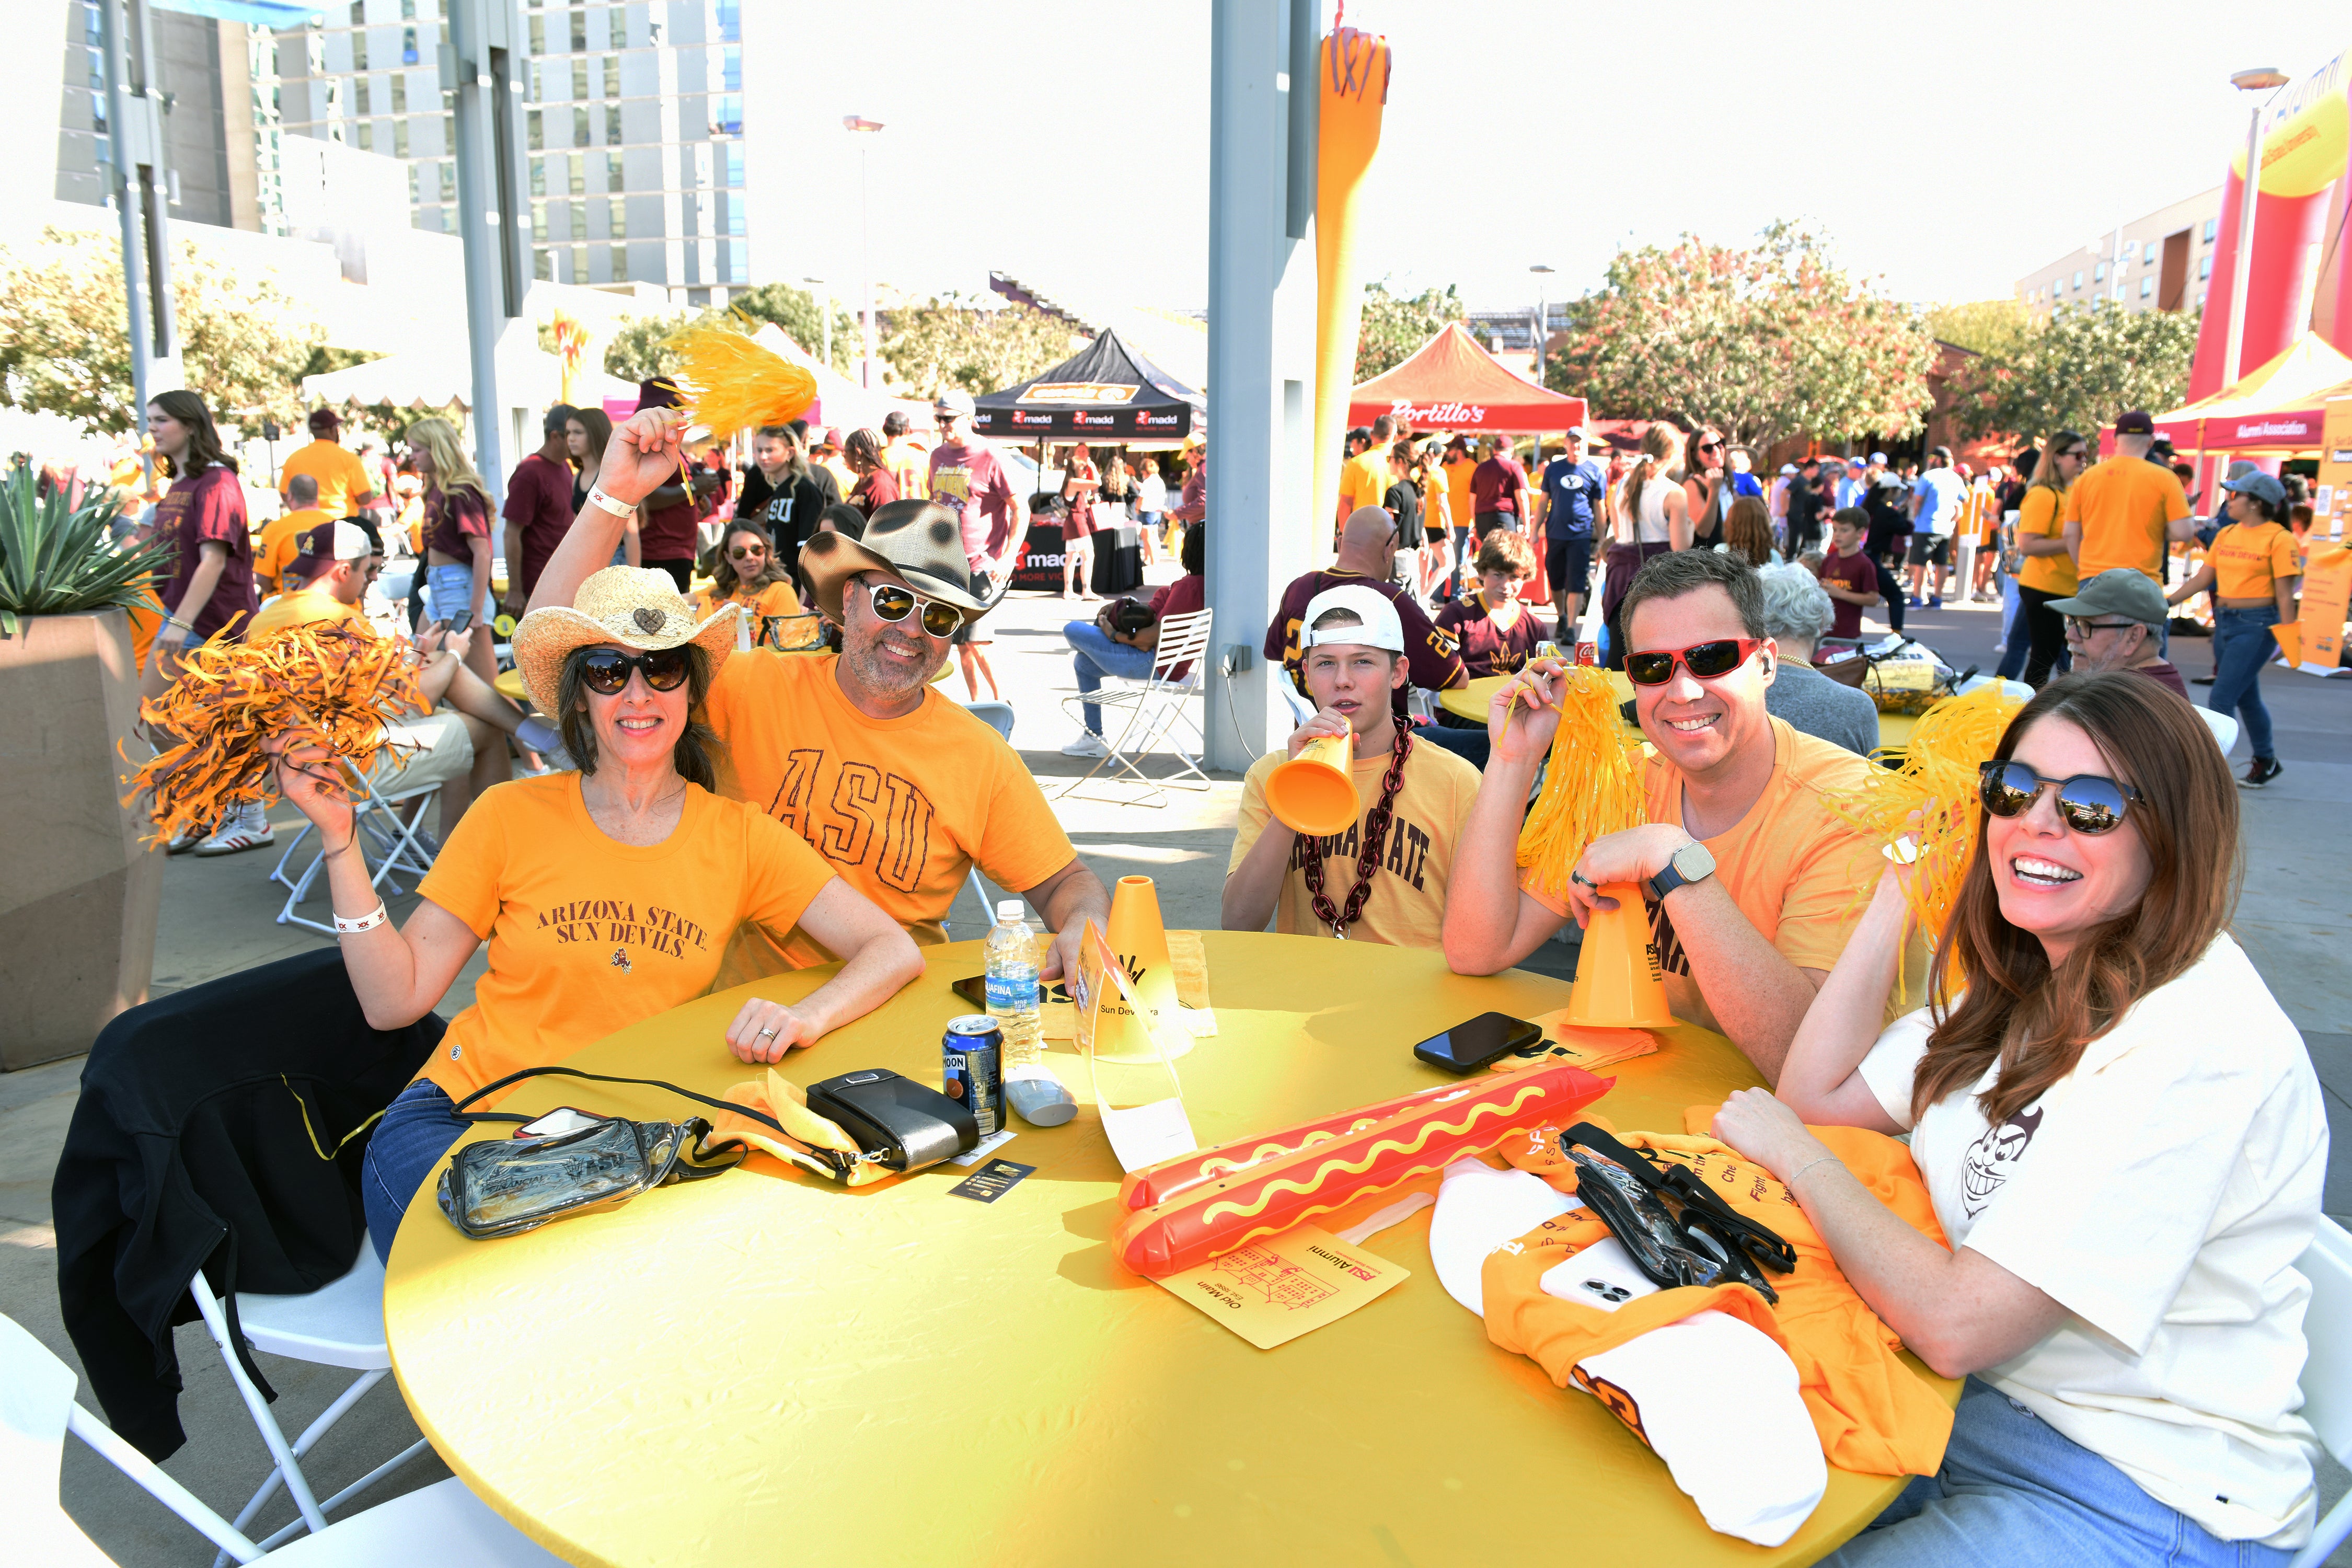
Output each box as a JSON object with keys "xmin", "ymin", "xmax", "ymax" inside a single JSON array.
[
  {"xmin": 271, "ymin": 566, "xmax": 924, "ymax": 1261},
  {"xmin": 1713, "ymin": 672, "xmax": 2327, "ymax": 1564}
]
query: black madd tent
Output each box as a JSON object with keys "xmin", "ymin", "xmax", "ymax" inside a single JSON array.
[
  {"xmin": 970, "ymin": 329, "xmax": 1202, "ymax": 444},
  {"xmin": 974, "ymin": 331, "xmax": 1202, "ymax": 595}
]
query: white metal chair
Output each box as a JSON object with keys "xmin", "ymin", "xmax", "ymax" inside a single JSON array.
[
  {"xmin": 273, "ymin": 728, "xmax": 453, "ymax": 935},
  {"xmin": 1, "ymin": 1310, "xmax": 561, "ymax": 1566},
  {"xmin": 1058, "ymin": 608, "xmax": 1215, "ymax": 804},
  {"xmin": 2287, "ymin": 1216, "xmax": 2352, "ymax": 1568},
  {"xmin": 189, "ymin": 1242, "xmax": 436, "ymax": 1561}
]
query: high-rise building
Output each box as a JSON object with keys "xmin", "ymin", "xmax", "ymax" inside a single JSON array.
[{"xmin": 272, "ymin": 0, "xmax": 748, "ymax": 304}]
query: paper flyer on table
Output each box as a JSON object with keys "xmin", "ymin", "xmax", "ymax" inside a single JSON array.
[
  {"xmin": 1073, "ymin": 920, "xmax": 1197, "ymax": 1170},
  {"xmin": 1155, "ymin": 1225, "xmax": 1410, "ymax": 1349}
]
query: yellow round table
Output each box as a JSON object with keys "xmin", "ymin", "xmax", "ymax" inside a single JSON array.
[
  {"xmin": 384, "ymin": 934, "xmax": 1944, "ymax": 1566},
  {"xmin": 1437, "ymin": 672, "xmax": 1919, "ymax": 751}
]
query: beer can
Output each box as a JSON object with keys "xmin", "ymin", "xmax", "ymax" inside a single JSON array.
[{"xmin": 942, "ymin": 1014, "xmax": 1005, "ymax": 1138}]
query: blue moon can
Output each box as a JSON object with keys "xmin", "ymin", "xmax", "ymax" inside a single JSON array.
[{"xmin": 942, "ymin": 1014, "xmax": 1005, "ymax": 1138}]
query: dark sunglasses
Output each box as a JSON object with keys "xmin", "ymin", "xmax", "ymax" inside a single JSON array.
[
  {"xmin": 1625, "ymin": 637, "xmax": 1766, "ymax": 687},
  {"xmin": 1697, "ymin": 438, "xmax": 1724, "ymax": 453},
  {"xmin": 861, "ymin": 579, "xmax": 963, "ymax": 639},
  {"xmin": 578, "ymin": 647, "xmax": 692, "ymax": 695},
  {"xmin": 1977, "ymin": 759, "xmax": 2139, "ymax": 834},
  {"xmin": 727, "ymin": 543, "xmax": 767, "ymax": 559},
  {"xmin": 2064, "ymin": 617, "xmax": 2139, "ymax": 637}
]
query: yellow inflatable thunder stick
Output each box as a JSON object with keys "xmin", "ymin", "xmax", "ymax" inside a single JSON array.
[
  {"xmin": 1310, "ymin": 17, "xmax": 1391, "ymax": 539},
  {"xmin": 667, "ymin": 316, "xmax": 820, "ymax": 437},
  {"xmin": 1511, "ymin": 660, "xmax": 1667, "ymax": 1029},
  {"xmin": 1825, "ymin": 683, "xmax": 2027, "ymax": 953},
  {"xmin": 549, "ymin": 310, "xmax": 588, "ymax": 407}
]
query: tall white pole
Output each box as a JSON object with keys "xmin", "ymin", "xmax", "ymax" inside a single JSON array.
[{"xmin": 860, "ymin": 143, "xmax": 873, "ymax": 390}]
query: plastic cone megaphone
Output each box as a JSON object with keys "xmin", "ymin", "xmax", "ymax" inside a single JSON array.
[
  {"xmin": 1262, "ymin": 735, "xmax": 1359, "ymax": 837},
  {"xmin": 1095, "ymin": 875, "xmax": 1190, "ymax": 1063},
  {"xmin": 1563, "ymin": 882, "xmax": 1676, "ymax": 1029}
]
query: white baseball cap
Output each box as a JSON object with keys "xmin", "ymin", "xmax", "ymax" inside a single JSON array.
[{"xmin": 1301, "ymin": 584, "xmax": 1405, "ymax": 652}]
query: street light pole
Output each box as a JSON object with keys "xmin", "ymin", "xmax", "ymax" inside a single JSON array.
[
  {"xmin": 1529, "ymin": 263, "xmax": 1555, "ymax": 383},
  {"xmin": 2223, "ymin": 67, "xmax": 2290, "ymax": 387},
  {"xmin": 843, "ymin": 116, "xmax": 884, "ymax": 389}
]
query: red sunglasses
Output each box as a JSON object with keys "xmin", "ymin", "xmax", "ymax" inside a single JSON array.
[{"xmin": 1625, "ymin": 637, "xmax": 1767, "ymax": 687}]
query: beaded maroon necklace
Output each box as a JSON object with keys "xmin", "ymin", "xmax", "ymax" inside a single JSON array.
[{"xmin": 1297, "ymin": 720, "xmax": 1414, "ymax": 939}]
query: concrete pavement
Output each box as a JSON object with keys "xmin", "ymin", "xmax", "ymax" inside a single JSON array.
[{"xmin": 10, "ymin": 562, "xmax": 2345, "ymax": 1562}]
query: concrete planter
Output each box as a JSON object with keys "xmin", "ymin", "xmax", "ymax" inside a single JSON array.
[{"xmin": 0, "ymin": 608, "xmax": 159, "ymax": 1069}]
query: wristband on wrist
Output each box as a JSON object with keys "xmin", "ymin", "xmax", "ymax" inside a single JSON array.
[
  {"xmin": 586, "ymin": 482, "xmax": 637, "ymax": 519},
  {"xmin": 333, "ymin": 901, "xmax": 389, "ymax": 935},
  {"xmin": 1786, "ymin": 1154, "xmax": 1841, "ymax": 1190}
]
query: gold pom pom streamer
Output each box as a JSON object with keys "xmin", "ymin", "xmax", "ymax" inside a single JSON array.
[
  {"xmin": 1513, "ymin": 662, "xmax": 1649, "ymax": 904},
  {"xmin": 669, "ymin": 315, "xmax": 819, "ymax": 437},
  {"xmin": 122, "ymin": 625, "xmax": 428, "ymax": 848},
  {"xmin": 1823, "ymin": 683, "xmax": 2027, "ymax": 947}
]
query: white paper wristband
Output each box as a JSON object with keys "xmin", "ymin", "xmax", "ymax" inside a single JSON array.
[
  {"xmin": 333, "ymin": 903, "xmax": 390, "ymax": 935},
  {"xmin": 586, "ymin": 482, "xmax": 637, "ymax": 519}
]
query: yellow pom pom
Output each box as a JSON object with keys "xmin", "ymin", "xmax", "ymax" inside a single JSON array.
[
  {"xmin": 1825, "ymin": 683, "xmax": 2028, "ymax": 950},
  {"xmin": 670, "ymin": 315, "xmax": 818, "ymax": 436},
  {"xmin": 1514, "ymin": 663, "xmax": 1648, "ymax": 902}
]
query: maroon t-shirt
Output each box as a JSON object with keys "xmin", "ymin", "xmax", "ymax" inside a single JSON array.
[
  {"xmin": 423, "ymin": 483, "xmax": 492, "ymax": 561},
  {"xmin": 1434, "ymin": 596, "xmax": 1546, "ymax": 678},
  {"xmin": 1146, "ymin": 572, "xmax": 1207, "ymax": 681},
  {"xmin": 2136, "ymin": 661, "xmax": 2190, "ymax": 699},
  {"xmin": 1813, "ymin": 546, "xmax": 1876, "ymax": 641},
  {"xmin": 927, "ymin": 440, "xmax": 1020, "ymax": 567},
  {"xmin": 1470, "ymin": 455, "xmax": 1529, "ymax": 517},
  {"xmin": 1262, "ymin": 568, "xmax": 1466, "ymax": 715},
  {"xmin": 502, "ymin": 452, "xmax": 577, "ymax": 597},
  {"xmin": 850, "ymin": 467, "xmax": 901, "ymax": 518},
  {"xmin": 154, "ymin": 464, "xmax": 256, "ymax": 640}
]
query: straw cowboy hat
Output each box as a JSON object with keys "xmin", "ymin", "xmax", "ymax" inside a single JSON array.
[
  {"xmin": 510, "ymin": 566, "xmax": 740, "ymax": 712},
  {"xmin": 799, "ymin": 498, "xmax": 1005, "ymax": 626}
]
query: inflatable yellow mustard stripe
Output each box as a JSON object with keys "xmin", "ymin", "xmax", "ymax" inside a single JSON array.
[
  {"xmin": 1113, "ymin": 1063, "xmax": 1607, "ymax": 1278},
  {"xmin": 1119, "ymin": 1078, "xmax": 1482, "ymax": 1210},
  {"xmin": 1310, "ymin": 23, "xmax": 1391, "ymax": 535}
]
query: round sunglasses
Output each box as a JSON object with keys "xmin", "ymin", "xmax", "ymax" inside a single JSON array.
[
  {"xmin": 860, "ymin": 579, "xmax": 963, "ymax": 639},
  {"xmin": 577, "ymin": 647, "xmax": 691, "ymax": 695},
  {"xmin": 1625, "ymin": 637, "xmax": 1766, "ymax": 687},
  {"xmin": 1977, "ymin": 759, "xmax": 2139, "ymax": 835}
]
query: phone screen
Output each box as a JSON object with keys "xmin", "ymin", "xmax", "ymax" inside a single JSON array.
[
  {"xmin": 1413, "ymin": 1012, "xmax": 1540, "ymax": 1073},
  {"xmin": 447, "ymin": 608, "xmax": 474, "ymax": 636},
  {"xmin": 951, "ymin": 975, "xmax": 988, "ymax": 1009}
]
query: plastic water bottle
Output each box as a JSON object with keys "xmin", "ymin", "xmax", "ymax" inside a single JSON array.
[{"xmin": 985, "ymin": 900, "xmax": 1043, "ymax": 1067}]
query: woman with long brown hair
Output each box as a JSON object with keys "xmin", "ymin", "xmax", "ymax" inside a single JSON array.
[
  {"xmin": 1713, "ymin": 672, "xmax": 2326, "ymax": 1565},
  {"xmin": 1720, "ymin": 493, "xmax": 1779, "ymax": 569},
  {"xmin": 406, "ymin": 415, "xmax": 499, "ymax": 689},
  {"xmin": 694, "ymin": 518, "xmax": 806, "ymax": 639},
  {"xmin": 1597, "ymin": 422, "xmax": 1691, "ymax": 667},
  {"xmin": 565, "ymin": 407, "xmax": 638, "ymax": 568}
]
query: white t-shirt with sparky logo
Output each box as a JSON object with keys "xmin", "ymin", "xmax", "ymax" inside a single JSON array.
[{"xmin": 1857, "ymin": 933, "xmax": 2328, "ymax": 1549}]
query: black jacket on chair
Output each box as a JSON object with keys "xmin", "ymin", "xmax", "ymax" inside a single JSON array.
[{"xmin": 52, "ymin": 949, "xmax": 440, "ymax": 1459}]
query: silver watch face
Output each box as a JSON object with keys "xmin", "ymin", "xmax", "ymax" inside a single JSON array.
[{"xmin": 1674, "ymin": 841, "xmax": 1715, "ymax": 882}]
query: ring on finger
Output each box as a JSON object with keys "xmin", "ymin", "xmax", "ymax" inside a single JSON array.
[
  {"xmin": 1570, "ymin": 870, "xmax": 1596, "ymax": 890},
  {"xmin": 756, "ymin": 1025, "xmax": 777, "ymax": 1039}
]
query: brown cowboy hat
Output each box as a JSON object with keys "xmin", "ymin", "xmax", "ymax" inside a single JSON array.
[{"xmin": 799, "ymin": 499, "xmax": 1003, "ymax": 625}]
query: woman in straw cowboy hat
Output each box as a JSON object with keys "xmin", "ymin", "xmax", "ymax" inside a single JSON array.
[{"xmin": 269, "ymin": 566, "xmax": 924, "ymax": 1261}]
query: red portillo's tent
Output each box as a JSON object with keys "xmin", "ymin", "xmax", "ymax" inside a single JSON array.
[{"xmin": 1347, "ymin": 322, "xmax": 1588, "ymax": 435}]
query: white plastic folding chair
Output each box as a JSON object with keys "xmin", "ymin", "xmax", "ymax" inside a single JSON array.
[
  {"xmin": 2287, "ymin": 1216, "xmax": 2352, "ymax": 1568},
  {"xmin": 2193, "ymin": 703, "xmax": 2241, "ymax": 756},
  {"xmin": 947, "ymin": 701, "xmax": 1018, "ymax": 937},
  {"xmin": 2, "ymin": 1310, "xmax": 562, "ymax": 1567},
  {"xmin": 274, "ymin": 730, "xmax": 447, "ymax": 935},
  {"xmin": 187, "ymin": 1242, "xmax": 437, "ymax": 1561},
  {"xmin": 1058, "ymin": 608, "xmax": 1215, "ymax": 804}
]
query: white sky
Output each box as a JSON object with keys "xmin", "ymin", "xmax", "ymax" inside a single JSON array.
[{"xmin": 743, "ymin": 1, "xmax": 2348, "ymax": 315}]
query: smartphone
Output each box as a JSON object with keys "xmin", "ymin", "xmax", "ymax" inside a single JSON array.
[
  {"xmin": 446, "ymin": 608, "xmax": 474, "ymax": 636},
  {"xmin": 514, "ymin": 1106, "xmax": 603, "ymax": 1139},
  {"xmin": 1413, "ymin": 1012, "xmax": 1544, "ymax": 1075}
]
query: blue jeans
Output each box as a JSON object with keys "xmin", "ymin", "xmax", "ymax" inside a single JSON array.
[
  {"xmin": 1994, "ymin": 580, "xmax": 2028, "ymax": 681},
  {"xmin": 361, "ymin": 1078, "xmax": 468, "ymax": 1262},
  {"xmin": 1821, "ymin": 1379, "xmax": 2291, "ymax": 1567},
  {"xmin": 425, "ymin": 562, "xmax": 491, "ymax": 626},
  {"xmin": 1065, "ymin": 620, "xmax": 1156, "ymax": 736},
  {"xmin": 2210, "ymin": 604, "xmax": 2281, "ymax": 760}
]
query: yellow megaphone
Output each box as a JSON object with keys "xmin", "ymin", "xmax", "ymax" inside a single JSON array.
[
  {"xmin": 1563, "ymin": 882, "xmax": 1677, "ymax": 1030},
  {"xmin": 1261, "ymin": 734, "xmax": 1359, "ymax": 837}
]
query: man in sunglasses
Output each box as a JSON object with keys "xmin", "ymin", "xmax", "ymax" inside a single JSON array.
[
  {"xmin": 1444, "ymin": 550, "xmax": 1919, "ymax": 1081},
  {"xmin": 534, "ymin": 411, "xmax": 1109, "ymax": 986},
  {"xmin": 2042, "ymin": 570, "xmax": 2189, "ymax": 698}
]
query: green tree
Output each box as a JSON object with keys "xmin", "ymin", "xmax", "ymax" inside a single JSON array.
[
  {"xmin": 0, "ymin": 226, "xmax": 319, "ymax": 434},
  {"xmin": 602, "ymin": 310, "xmax": 694, "ymax": 384},
  {"xmin": 1355, "ymin": 281, "xmax": 1466, "ymax": 381},
  {"xmin": 1943, "ymin": 299, "xmax": 2197, "ymax": 446},
  {"xmin": 728, "ymin": 282, "xmax": 858, "ymax": 376},
  {"xmin": 879, "ymin": 296, "xmax": 1079, "ymax": 398},
  {"xmin": 1545, "ymin": 223, "xmax": 1936, "ymax": 454},
  {"xmin": 1922, "ymin": 298, "xmax": 2031, "ymax": 357}
]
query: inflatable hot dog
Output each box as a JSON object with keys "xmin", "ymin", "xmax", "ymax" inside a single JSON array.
[
  {"xmin": 1113, "ymin": 1063, "xmax": 1608, "ymax": 1278},
  {"xmin": 1117, "ymin": 1080, "xmax": 1482, "ymax": 1212}
]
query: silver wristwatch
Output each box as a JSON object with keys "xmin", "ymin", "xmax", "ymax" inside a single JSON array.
[{"xmin": 1644, "ymin": 838, "xmax": 1716, "ymax": 903}]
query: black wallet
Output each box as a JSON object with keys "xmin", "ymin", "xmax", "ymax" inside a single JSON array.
[{"xmin": 804, "ymin": 1069, "xmax": 978, "ymax": 1174}]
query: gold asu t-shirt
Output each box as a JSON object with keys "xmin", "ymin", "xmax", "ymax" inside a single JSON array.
[{"xmin": 1228, "ymin": 737, "xmax": 1481, "ymax": 946}]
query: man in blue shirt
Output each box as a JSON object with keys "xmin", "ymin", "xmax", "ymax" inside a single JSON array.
[
  {"xmin": 1537, "ymin": 425, "xmax": 1608, "ymax": 638},
  {"xmin": 1905, "ymin": 445, "xmax": 1967, "ymax": 608},
  {"xmin": 1836, "ymin": 457, "xmax": 1869, "ymax": 510}
]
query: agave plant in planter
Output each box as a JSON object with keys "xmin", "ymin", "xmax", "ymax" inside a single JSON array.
[{"xmin": 0, "ymin": 462, "xmax": 177, "ymax": 1069}]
